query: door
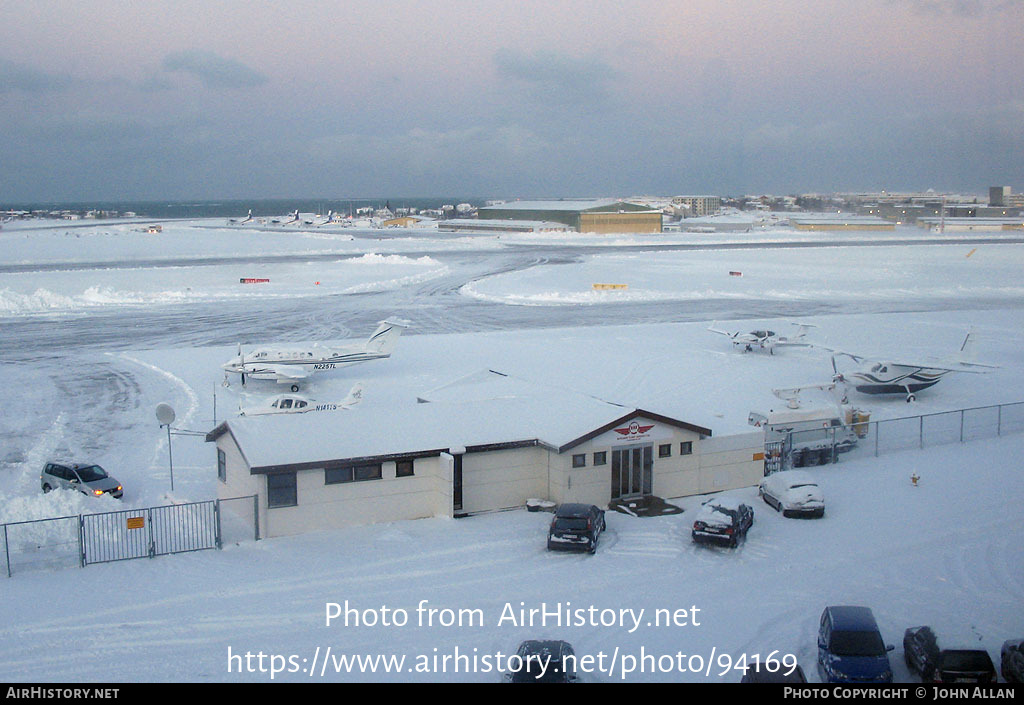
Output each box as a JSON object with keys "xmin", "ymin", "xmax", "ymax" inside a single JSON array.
[{"xmin": 611, "ymin": 445, "xmax": 652, "ymax": 500}]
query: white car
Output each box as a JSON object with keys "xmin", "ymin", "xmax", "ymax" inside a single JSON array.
[{"xmin": 759, "ymin": 470, "xmax": 824, "ymax": 518}]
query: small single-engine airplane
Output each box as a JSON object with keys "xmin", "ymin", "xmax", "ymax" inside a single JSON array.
[
  {"xmin": 818, "ymin": 330, "xmax": 997, "ymax": 402},
  {"xmin": 238, "ymin": 383, "xmax": 363, "ymax": 416},
  {"xmin": 222, "ymin": 319, "xmax": 409, "ymax": 391},
  {"xmin": 708, "ymin": 321, "xmax": 815, "ymax": 354}
]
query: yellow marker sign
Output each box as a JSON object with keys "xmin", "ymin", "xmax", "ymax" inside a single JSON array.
[
  {"xmin": 592, "ymin": 283, "xmax": 628, "ymax": 290},
  {"xmin": 126, "ymin": 516, "xmax": 145, "ymax": 530},
  {"xmin": 752, "ymin": 452, "xmax": 765, "ymax": 461},
  {"xmin": 966, "ymin": 248, "xmax": 977, "ymax": 258}
]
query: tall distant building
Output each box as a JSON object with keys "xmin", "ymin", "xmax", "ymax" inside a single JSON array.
[{"xmin": 989, "ymin": 186, "xmax": 1024, "ymax": 207}]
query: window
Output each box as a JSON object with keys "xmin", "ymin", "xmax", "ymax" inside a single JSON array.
[
  {"xmin": 593, "ymin": 451, "xmax": 607, "ymax": 466},
  {"xmin": 572, "ymin": 454, "xmax": 586, "ymax": 468},
  {"xmin": 680, "ymin": 441, "xmax": 693, "ymax": 455},
  {"xmin": 267, "ymin": 472, "xmax": 297, "ymax": 508},
  {"xmin": 659, "ymin": 443, "xmax": 672, "ymax": 458},
  {"xmin": 396, "ymin": 459, "xmax": 414, "ymax": 477},
  {"xmin": 217, "ymin": 449, "xmax": 226, "ymax": 482},
  {"xmin": 325, "ymin": 463, "xmax": 382, "ymax": 485}
]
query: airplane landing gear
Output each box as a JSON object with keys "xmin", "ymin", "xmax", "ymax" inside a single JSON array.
[{"xmin": 290, "ymin": 384, "xmax": 300, "ymax": 392}]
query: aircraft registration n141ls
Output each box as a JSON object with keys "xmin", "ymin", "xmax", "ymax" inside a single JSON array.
[
  {"xmin": 815, "ymin": 329, "xmax": 998, "ymax": 403},
  {"xmin": 707, "ymin": 321, "xmax": 815, "ymax": 354},
  {"xmin": 221, "ymin": 319, "xmax": 409, "ymax": 392},
  {"xmin": 238, "ymin": 383, "xmax": 363, "ymax": 416}
]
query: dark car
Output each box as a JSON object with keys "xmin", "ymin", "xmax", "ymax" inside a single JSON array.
[
  {"xmin": 741, "ymin": 662, "xmax": 807, "ymax": 683},
  {"xmin": 504, "ymin": 640, "xmax": 579, "ymax": 683},
  {"xmin": 903, "ymin": 626, "xmax": 996, "ymax": 683},
  {"xmin": 547, "ymin": 503, "xmax": 605, "ymax": 554},
  {"xmin": 817, "ymin": 606, "xmax": 894, "ymax": 683},
  {"xmin": 691, "ymin": 495, "xmax": 753, "ymax": 548},
  {"xmin": 1002, "ymin": 640, "xmax": 1024, "ymax": 683}
]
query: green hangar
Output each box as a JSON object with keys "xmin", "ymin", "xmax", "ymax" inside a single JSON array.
[{"xmin": 477, "ymin": 199, "xmax": 663, "ymax": 234}]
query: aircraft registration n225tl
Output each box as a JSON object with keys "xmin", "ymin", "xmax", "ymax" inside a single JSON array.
[{"xmin": 222, "ymin": 319, "xmax": 409, "ymax": 392}]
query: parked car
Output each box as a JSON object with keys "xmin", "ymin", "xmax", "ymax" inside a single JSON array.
[
  {"xmin": 691, "ymin": 495, "xmax": 753, "ymax": 548},
  {"xmin": 903, "ymin": 626, "xmax": 996, "ymax": 683},
  {"xmin": 1002, "ymin": 639, "xmax": 1024, "ymax": 683},
  {"xmin": 40, "ymin": 462, "xmax": 123, "ymax": 499},
  {"xmin": 759, "ymin": 469, "xmax": 825, "ymax": 518},
  {"xmin": 547, "ymin": 503, "xmax": 605, "ymax": 554},
  {"xmin": 741, "ymin": 662, "xmax": 807, "ymax": 683},
  {"xmin": 817, "ymin": 606, "xmax": 894, "ymax": 683},
  {"xmin": 503, "ymin": 640, "xmax": 579, "ymax": 683}
]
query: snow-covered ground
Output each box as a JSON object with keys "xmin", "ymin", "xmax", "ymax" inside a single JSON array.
[{"xmin": 0, "ymin": 217, "xmax": 1021, "ymax": 682}]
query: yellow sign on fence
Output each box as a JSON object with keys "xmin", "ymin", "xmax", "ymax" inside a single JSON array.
[{"xmin": 126, "ymin": 516, "xmax": 145, "ymax": 530}]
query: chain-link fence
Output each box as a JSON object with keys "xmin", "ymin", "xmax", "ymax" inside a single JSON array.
[{"xmin": 778, "ymin": 401, "xmax": 1024, "ymax": 472}]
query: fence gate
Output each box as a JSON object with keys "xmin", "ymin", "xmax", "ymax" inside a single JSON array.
[
  {"xmin": 81, "ymin": 509, "xmax": 153, "ymax": 565},
  {"xmin": 763, "ymin": 440, "xmax": 785, "ymax": 475},
  {"xmin": 81, "ymin": 500, "xmax": 219, "ymax": 566}
]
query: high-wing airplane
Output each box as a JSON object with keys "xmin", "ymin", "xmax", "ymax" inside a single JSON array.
[
  {"xmin": 314, "ymin": 210, "xmax": 335, "ymax": 226},
  {"xmin": 238, "ymin": 383, "xmax": 363, "ymax": 416},
  {"xmin": 229, "ymin": 209, "xmax": 254, "ymax": 224},
  {"xmin": 271, "ymin": 210, "xmax": 300, "ymax": 225},
  {"xmin": 708, "ymin": 321, "xmax": 815, "ymax": 354},
  {"xmin": 222, "ymin": 319, "xmax": 409, "ymax": 391},
  {"xmin": 818, "ymin": 330, "xmax": 997, "ymax": 402}
]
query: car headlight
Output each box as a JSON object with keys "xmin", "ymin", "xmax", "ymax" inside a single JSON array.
[{"xmin": 93, "ymin": 489, "xmax": 104, "ymax": 496}]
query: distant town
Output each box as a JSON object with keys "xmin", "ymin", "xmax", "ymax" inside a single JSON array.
[{"xmin": 3, "ymin": 186, "xmax": 1022, "ymax": 235}]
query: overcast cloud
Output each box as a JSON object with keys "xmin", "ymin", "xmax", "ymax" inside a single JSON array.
[{"xmin": 0, "ymin": 0, "xmax": 1021, "ymax": 201}]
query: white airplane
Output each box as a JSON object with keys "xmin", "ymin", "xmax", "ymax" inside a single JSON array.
[
  {"xmin": 238, "ymin": 383, "xmax": 363, "ymax": 416},
  {"xmin": 222, "ymin": 319, "xmax": 409, "ymax": 391},
  {"xmin": 229, "ymin": 209, "xmax": 254, "ymax": 224},
  {"xmin": 708, "ymin": 321, "xmax": 815, "ymax": 354},
  {"xmin": 271, "ymin": 210, "xmax": 300, "ymax": 225},
  {"xmin": 314, "ymin": 210, "xmax": 335, "ymax": 226},
  {"xmin": 818, "ymin": 330, "xmax": 997, "ymax": 402}
]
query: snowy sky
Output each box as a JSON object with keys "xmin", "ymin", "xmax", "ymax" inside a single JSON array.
[{"xmin": 1, "ymin": 0, "xmax": 1022, "ymax": 201}]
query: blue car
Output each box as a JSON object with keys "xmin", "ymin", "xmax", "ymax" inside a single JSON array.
[{"xmin": 817, "ymin": 606, "xmax": 894, "ymax": 683}]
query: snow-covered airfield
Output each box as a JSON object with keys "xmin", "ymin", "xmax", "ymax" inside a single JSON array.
[{"xmin": 0, "ymin": 216, "xmax": 1022, "ymax": 682}]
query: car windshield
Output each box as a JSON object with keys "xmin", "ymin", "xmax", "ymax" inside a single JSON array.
[
  {"xmin": 554, "ymin": 518, "xmax": 588, "ymax": 530},
  {"xmin": 510, "ymin": 658, "xmax": 567, "ymax": 683},
  {"xmin": 830, "ymin": 630, "xmax": 886, "ymax": 657},
  {"xmin": 941, "ymin": 651, "xmax": 992, "ymax": 670},
  {"xmin": 75, "ymin": 465, "xmax": 108, "ymax": 482},
  {"xmin": 790, "ymin": 483, "xmax": 818, "ymax": 489}
]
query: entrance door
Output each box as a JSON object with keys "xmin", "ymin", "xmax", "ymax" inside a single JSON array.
[{"xmin": 611, "ymin": 445, "xmax": 652, "ymax": 500}]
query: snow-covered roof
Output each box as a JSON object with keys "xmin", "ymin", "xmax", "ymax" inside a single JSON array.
[
  {"xmin": 210, "ymin": 370, "xmax": 713, "ymax": 472},
  {"xmin": 479, "ymin": 199, "xmax": 646, "ymax": 212}
]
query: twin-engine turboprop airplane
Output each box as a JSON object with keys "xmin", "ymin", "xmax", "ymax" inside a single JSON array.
[
  {"xmin": 238, "ymin": 383, "xmax": 363, "ymax": 416},
  {"xmin": 708, "ymin": 321, "xmax": 815, "ymax": 354},
  {"xmin": 820, "ymin": 331, "xmax": 997, "ymax": 402},
  {"xmin": 222, "ymin": 319, "xmax": 409, "ymax": 392}
]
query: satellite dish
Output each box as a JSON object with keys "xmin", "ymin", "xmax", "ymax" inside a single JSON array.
[{"xmin": 155, "ymin": 403, "xmax": 176, "ymax": 426}]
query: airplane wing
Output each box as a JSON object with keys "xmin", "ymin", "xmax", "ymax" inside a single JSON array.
[
  {"xmin": 707, "ymin": 322, "xmax": 738, "ymax": 338},
  {"xmin": 269, "ymin": 364, "xmax": 312, "ymax": 381}
]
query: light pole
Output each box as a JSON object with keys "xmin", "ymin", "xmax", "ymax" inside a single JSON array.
[{"xmin": 156, "ymin": 402, "xmax": 176, "ymax": 492}]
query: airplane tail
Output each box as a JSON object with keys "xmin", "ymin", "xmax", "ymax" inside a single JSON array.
[
  {"xmin": 953, "ymin": 329, "xmax": 999, "ymax": 369},
  {"xmin": 341, "ymin": 382, "xmax": 364, "ymax": 408},
  {"xmin": 364, "ymin": 319, "xmax": 409, "ymax": 355}
]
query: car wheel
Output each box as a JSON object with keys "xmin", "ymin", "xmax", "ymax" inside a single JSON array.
[{"xmin": 42, "ymin": 483, "xmax": 52, "ymax": 493}]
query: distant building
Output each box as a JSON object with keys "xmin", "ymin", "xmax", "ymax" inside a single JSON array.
[
  {"xmin": 789, "ymin": 214, "xmax": 895, "ymax": 231},
  {"xmin": 990, "ymin": 186, "xmax": 1024, "ymax": 208},
  {"xmin": 670, "ymin": 195, "xmax": 722, "ymax": 218},
  {"xmin": 477, "ymin": 199, "xmax": 662, "ymax": 234}
]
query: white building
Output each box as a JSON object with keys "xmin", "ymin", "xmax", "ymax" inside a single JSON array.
[{"xmin": 206, "ymin": 370, "xmax": 765, "ymax": 538}]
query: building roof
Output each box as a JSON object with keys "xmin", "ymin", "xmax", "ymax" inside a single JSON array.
[
  {"xmin": 208, "ymin": 370, "xmax": 712, "ymax": 472},
  {"xmin": 479, "ymin": 199, "xmax": 657, "ymax": 213}
]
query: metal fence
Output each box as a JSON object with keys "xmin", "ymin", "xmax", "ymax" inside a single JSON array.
[
  {"xmin": 778, "ymin": 401, "xmax": 1024, "ymax": 472},
  {"xmin": 3, "ymin": 495, "xmax": 257, "ymax": 578}
]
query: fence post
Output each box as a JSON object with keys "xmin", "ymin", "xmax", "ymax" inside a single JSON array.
[
  {"xmin": 960, "ymin": 410, "xmax": 965, "ymax": 443},
  {"xmin": 4, "ymin": 524, "xmax": 10, "ymax": 578},
  {"xmin": 874, "ymin": 421, "xmax": 879, "ymax": 457},
  {"xmin": 998, "ymin": 404, "xmax": 1002, "ymax": 436},
  {"xmin": 147, "ymin": 508, "xmax": 155, "ymax": 558},
  {"xmin": 214, "ymin": 500, "xmax": 222, "ymax": 550},
  {"xmin": 79, "ymin": 515, "xmax": 86, "ymax": 568},
  {"xmin": 920, "ymin": 415, "xmax": 924, "ymax": 450}
]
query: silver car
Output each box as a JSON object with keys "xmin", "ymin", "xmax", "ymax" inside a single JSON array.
[{"xmin": 41, "ymin": 462, "xmax": 123, "ymax": 499}]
